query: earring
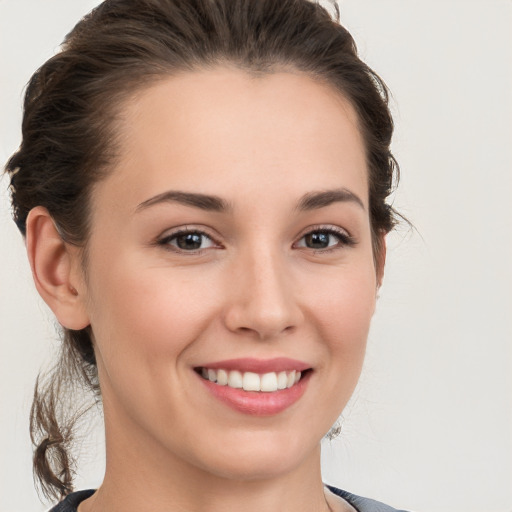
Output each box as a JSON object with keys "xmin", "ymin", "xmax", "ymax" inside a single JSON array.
[{"xmin": 325, "ymin": 420, "xmax": 342, "ymax": 440}]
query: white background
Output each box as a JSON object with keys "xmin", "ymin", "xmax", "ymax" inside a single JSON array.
[{"xmin": 1, "ymin": 1, "xmax": 511, "ymax": 511}]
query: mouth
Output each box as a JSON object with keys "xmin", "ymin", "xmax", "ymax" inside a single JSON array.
[
  {"xmin": 193, "ymin": 359, "xmax": 313, "ymax": 416},
  {"xmin": 194, "ymin": 367, "xmax": 312, "ymax": 393}
]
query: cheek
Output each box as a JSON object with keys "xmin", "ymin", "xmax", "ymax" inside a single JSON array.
[
  {"xmin": 308, "ymin": 265, "xmax": 376, "ymax": 396},
  {"xmin": 309, "ymin": 267, "xmax": 377, "ymax": 350},
  {"xmin": 85, "ymin": 261, "xmax": 223, "ymax": 428},
  {"xmin": 309, "ymin": 271, "xmax": 376, "ymax": 423},
  {"xmin": 89, "ymin": 268, "xmax": 218, "ymax": 359}
]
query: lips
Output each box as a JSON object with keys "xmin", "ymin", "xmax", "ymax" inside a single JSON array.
[{"xmin": 194, "ymin": 358, "xmax": 312, "ymax": 416}]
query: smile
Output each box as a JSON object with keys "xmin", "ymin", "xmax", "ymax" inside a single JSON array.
[
  {"xmin": 198, "ymin": 367, "xmax": 304, "ymax": 392},
  {"xmin": 194, "ymin": 359, "xmax": 313, "ymax": 416}
]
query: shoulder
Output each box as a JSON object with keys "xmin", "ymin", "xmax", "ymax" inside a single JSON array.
[
  {"xmin": 48, "ymin": 490, "xmax": 95, "ymax": 512},
  {"xmin": 326, "ymin": 485, "xmax": 411, "ymax": 512}
]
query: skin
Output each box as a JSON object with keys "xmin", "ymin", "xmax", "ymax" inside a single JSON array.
[{"xmin": 27, "ymin": 68, "xmax": 384, "ymax": 512}]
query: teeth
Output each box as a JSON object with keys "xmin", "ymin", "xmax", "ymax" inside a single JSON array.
[
  {"xmin": 243, "ymin": 372, "xmax": 260, "ymax": 391},
  {"xmin": 227, "ymin": 370, "xmax": 243, "ymax": 388},
  {"xmin": 199, "ymin": 368, "xmax": 305, "ymax": 392},
  {"xmin": 260, "ymin": 372, "xmax": 278, "ymax": 392},
  {"xmin": 287, "ymin": 370, "xmax": 296, "ymax": 388},
  {"xmin": 277, "ymin": 371, "xmax": 288, "ymax": 390},
  {"xmin": 217, "ymin": 369, "xmax": 228, "ymax": 386}
]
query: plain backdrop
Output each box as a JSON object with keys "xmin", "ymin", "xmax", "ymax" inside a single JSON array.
[{"xmin": 1, "ymin": 1, "xmax": 511, "ymax": 511}]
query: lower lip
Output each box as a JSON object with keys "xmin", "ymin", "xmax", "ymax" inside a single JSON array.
[{"xmin": 197, "ymin": 371, "xmax": 311, "ymax": 416}]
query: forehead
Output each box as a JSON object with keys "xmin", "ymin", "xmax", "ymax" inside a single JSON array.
[{"xmin": 95, "ymin": 68, "xmax": 368, "ymax": 213}]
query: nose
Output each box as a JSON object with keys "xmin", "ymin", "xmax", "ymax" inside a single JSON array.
[{"xmin": 222, "ymin": 246, "xmax": 304, "ymax": 340}]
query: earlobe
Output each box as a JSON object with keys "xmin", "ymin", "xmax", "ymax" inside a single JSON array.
[{"xmin": 25, "ymin": 206, "xmax": 90, "ymax": 330}]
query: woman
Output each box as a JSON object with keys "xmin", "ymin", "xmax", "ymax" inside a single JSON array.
[{"xmin": 4, "ymin": 0, "xmax": 407, "ymax": 511}]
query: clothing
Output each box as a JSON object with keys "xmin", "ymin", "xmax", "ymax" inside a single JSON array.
[
  {"xmin": 327, "ymin": 485, "xmax": 409, "ymax": 512},
  {"xmin": 48, "ymin": 490, "xmax": 94, "ymax": 512},
  {"xmin": 49, "ymin": 487, "xmax": 408, "ymax": 512}
]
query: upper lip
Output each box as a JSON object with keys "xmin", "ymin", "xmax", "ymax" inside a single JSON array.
[{"xmin": 196, "ymin": 357, "xmax": 311, "ymax": 373}]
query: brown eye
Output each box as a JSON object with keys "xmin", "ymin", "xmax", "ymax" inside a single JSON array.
[
  {"xmin": 295, "ymin": 228, "xmax": 355, "ymax": 251},
  {"xmin": 159, "ymin": 230, "xmax": 216, "ymax": 252},
  {"xmin": 303, "ymin": 232, "xmax": 331, "ymax": 249},
  {"xmin": 176, "ymin": 233, "xmax": 204, "ymax": 250}
]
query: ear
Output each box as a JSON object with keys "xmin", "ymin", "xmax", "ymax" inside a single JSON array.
[
  {"xmin": 25, "ymin": 206, "xmax": 90, "ymax": 330},
  {"xmin": 375, "ymin": 231, "xmax": 387, "ymax": 290}
]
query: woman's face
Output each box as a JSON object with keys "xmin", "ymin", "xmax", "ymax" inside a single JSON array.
[{"xmin": 78, "ymin": 68, "xmax": 381, "ymax": 480}]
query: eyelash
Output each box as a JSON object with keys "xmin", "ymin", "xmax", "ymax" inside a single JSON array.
[
  {"xmin": 294, "ymin": 226, "xmax": 357, "ymax": 254},
  {"xmin": 156, "ymin": 225, "xmax": 356, "ymax": 255}
]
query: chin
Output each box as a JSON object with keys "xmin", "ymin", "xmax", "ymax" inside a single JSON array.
[{"xmin": 188, "ymin": 428, "xmax": 320, "ymax": 482}]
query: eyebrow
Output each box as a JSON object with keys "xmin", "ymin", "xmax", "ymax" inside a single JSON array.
[
  {"xmin": 135, "ymin": 187, "xmax": 365, "ymax": 214},
  {"xmin": 136, "ymin": 190, "xmax": 231, "ymax": 213},
  {"xmin": 296, "ymin": 188, "xmax": 365, "ymax": 211}
]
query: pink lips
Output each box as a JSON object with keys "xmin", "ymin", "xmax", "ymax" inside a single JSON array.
[{"xmin": 195, "ymin": 357, "xmax": 312, "ymax": 416}]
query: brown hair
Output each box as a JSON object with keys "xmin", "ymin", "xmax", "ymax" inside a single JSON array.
[{"xmin": 5, "ymin": 0, "xmax": 399, "ymax": 501}]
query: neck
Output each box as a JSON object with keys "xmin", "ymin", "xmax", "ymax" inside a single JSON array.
[{"xmin": 81, "ymin": 420, "xmax": 333, "ymax": 512}]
